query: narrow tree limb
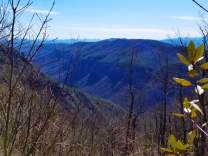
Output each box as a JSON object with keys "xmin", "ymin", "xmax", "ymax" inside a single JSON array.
[{"xmin": 192, "ymin": 0, "xmax": 208, "ymax": 13}]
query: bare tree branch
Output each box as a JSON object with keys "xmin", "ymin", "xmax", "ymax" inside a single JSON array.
[{"xmin": 192, "ymin": 0, "xmax": 208, "ymax": 13}]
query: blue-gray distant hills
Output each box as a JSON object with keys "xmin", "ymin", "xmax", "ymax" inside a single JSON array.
[
  {"xmin": 160, "ymin": 37, "xmax": 206, "ymax": 46},
  {"xmin": 53, "ymin": 39, "xmax": 101, "ymax": 43},
  {"xmin": 33, "ymin": 38, "xmax": 191, "ymax": 106}
]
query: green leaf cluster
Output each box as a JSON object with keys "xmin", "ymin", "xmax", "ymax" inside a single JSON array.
[
  {"xmin": 160, "ymin": 132, "xmax": 196, "ymax": 156},
  {"xmin": 160, "ymin": 40, "xmax": 208, "ymax": 156},
  {"xmin": 173, "ymin": 41, "xmax": 207, "ymax": 86}
]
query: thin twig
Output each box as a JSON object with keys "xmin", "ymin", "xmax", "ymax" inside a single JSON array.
[
  {"xmin": 192, "ymin": 0, "xmax": 208, "ymax": 13},
  {"xmin": 175, "ymin": 103, "xmax": 208, "ymax": 137}
]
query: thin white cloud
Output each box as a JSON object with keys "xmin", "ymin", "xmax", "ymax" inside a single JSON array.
[
  {"xmin": 25, "ymin": 8, "xmax": 58, "ymax": 15},
  {"xmin": 168, "ymin": 16, "xmax": 208, "ymax": 21},
  {"xmin": 48, "ymin": 26, "xmax": 177, "ymax": 39},
  {"xmin": 48, "ymin": 25, "xmax": 201, "ymax": 39},
  {"xmin": 54, "ymin": 26, "xmax": 170, "ymax": 34}
]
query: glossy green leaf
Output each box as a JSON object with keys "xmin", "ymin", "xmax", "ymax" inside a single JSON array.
[
  {"xmin": 197, "ymin": 78, "xmax": 208, "ymax": 83},
  {"xmin": 202, "ymin": 84, "xmax": 208, "ymax": 90},
  {"xmin": 188, "ymin": 40, "xmax": 196, "ymax": 61},
  {"xmin": 194, "ymin": 43, "xmax": 204, "ymax": 62},
  {"xmin": 183, "ymin": 144, "xmax": 189, "ymax": 149},
  {"xmin": 160, "ymin": 147, "xmax": 173, "ymax": 153},
  {"xmin": 199, "ymin": 62, "xmax": 208, "ymax": 70},
  {"xmin": 177, "ymin": 53, "xmax": 190, "ymax": 66},
  {"xmin": 176, "ymin": 140, "xmax": 184, "ymax": 150},
  {"xmin": 189, "ymin": 129, "xmax": 196, "ymax": 144},
  {"xmin": 191, "ymin": 111, "xmax": 197, "ymax": 120},
  {"xmin": 188, "ymin": 70, "xmax": 198, "ymax": 77},
  {"xmin": 183, "ymin": 97, "xmax": 189, "ymax": 109},
  {"xmin": 173, "ymin": 77, "xmax": 192, "ymax": 86},
  {"xmin": 191, "ymin": 103, "xmax": 203, "ymax": 114},
  {"xmin": 191, "ymin": 107, "xmax": 197, "ymax": 113},
  {"xmin": 176, "ymin": 141, "xmax": 189, "ymax": 151},
  {"xmin": 169, "ymin": 135, "xmax": 177, "ymax": 151},
  {"xmin": 172, "ymin": 113, "xmax": 185, "ymax": 118}
]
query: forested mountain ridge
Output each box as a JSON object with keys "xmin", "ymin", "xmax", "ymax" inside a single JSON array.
[
  {"xmin": 34, "ymin": 38, "xmax": 188, "ymax": 106},
  {"xmin": 0, "ymin": 43, "xmax": 123, "ymax": 115},
  {"xmin": 0, "ymin": 42, "xmax": 128, "ymax": 155}
]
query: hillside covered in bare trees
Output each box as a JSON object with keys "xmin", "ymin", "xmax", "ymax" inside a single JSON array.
[{"xmin": 1, "ymin": 0, "xmax": 208, "ymax": 156}]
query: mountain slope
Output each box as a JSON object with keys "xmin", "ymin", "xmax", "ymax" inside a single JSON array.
[
  {"xmin": 0, "ymin": 42, "xmax": 127, "ymax": 155},
  {"xmin": 34, "ymin": 39, "xmax": 187, "ymax": 106},
  {"xmin": 0, "ymin": 44, "xmax": 123, "ymax": 117}
]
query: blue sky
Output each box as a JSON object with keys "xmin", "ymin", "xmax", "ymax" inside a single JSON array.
[{"xmin": 16, "ymin": 0, "xmax": 208, "ymax": 40}]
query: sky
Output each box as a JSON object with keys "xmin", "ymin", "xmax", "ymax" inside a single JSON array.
[{"xmin": 13, "ymin": 0, "xmax": 208, "ymax": 40}]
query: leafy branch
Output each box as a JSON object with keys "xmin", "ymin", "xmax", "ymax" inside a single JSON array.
[{"xmin": 160, "ymin": 40, "xmax": 208, "ymax": 156}]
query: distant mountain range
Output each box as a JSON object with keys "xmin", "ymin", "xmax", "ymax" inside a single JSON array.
[
  {"xmin": 54, "ymin": 36, "xmax": 207, "ymax": 46},
  {"xmin": 53, "ymin": 39, "xmax": 101, "ymax": 43},
  {"xmin": 160, "ymin": 37, "xmax": 206, "ymax": 46},
  {"xmin": 33, "ymin": 38, "xmax": 191, "ymax": 107}
]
